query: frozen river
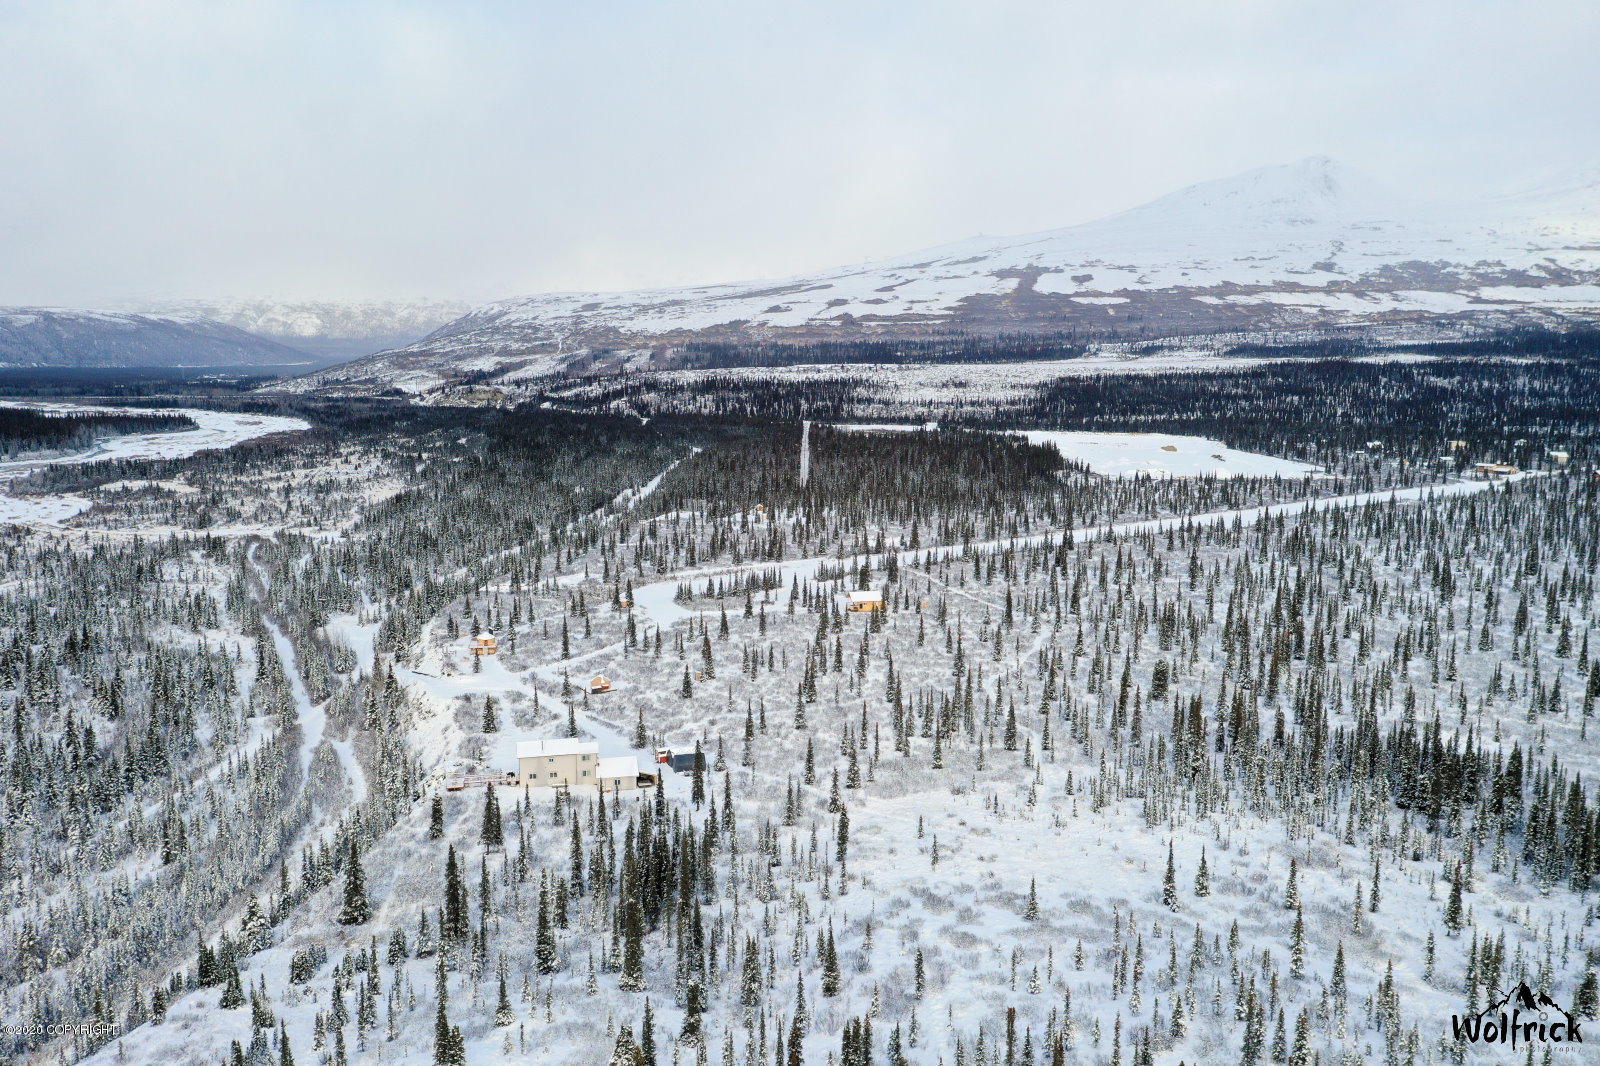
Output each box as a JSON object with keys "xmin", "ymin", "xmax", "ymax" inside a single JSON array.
[{"xmin": 0, "ymin": 400, "xmax": 309, "ymax": 527}]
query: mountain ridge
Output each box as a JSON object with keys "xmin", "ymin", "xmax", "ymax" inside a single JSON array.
[
  {"xmin": 285, "ymin": 155, "xmax": 1600, "ymax": 395},
  {"xmin": 0, "ymin": 308, "xmax": 315, "ymax": 370}
]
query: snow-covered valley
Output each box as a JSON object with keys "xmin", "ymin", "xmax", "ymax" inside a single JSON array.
[
  {"xmin": 0, "ymin": 401, "xmax": 309, "ymax": 527},
  {"xmin": 0, "ymin": 375, "xmax": 1595, "ymax": 1066}
]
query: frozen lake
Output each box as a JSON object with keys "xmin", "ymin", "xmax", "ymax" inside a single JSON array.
[{"xmin": 0, "ymin": 401, "xmax": 309, "ymax": 527}]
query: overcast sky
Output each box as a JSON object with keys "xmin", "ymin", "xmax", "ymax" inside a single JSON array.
[{"xmin": 3, "ymin": 1, "xmax": 1596, "ymax": 307}]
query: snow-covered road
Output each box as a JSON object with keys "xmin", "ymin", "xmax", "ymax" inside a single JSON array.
[{"xmin": 627, "ymin": 472, "xmax": 1535, "ymax": 630}]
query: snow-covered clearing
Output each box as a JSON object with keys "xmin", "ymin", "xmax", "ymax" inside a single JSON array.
[
  {"xmin": 1010, "ymin": 429, "xmax": 1323, "ymax": 479},
  {"xmin": 834, "ymin": 423, "xmax": 1324, "ymax": 479}
]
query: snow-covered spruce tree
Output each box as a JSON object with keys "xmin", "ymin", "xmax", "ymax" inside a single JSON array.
[
  {"xmin": 480, "ymin": 785, "xmax": 503, "ymax": 849},
  {"xmin": 494, "ymin": 971, "xmax": 514, "ymax": 1027},
  {"xmin": 609, "ymin": 1023, "xmax": 645, "ymax": 1066},
  {"xmin": 1444, "ymin": 863, "xmax": 1465, "ymax": 934},
  {"xmin": 338, "ymin": 839, "xmax": 370, "ymax": 925},
  {"xmin": 218, "ymin": 962, "xmax": 245, "ymax": 1009}
]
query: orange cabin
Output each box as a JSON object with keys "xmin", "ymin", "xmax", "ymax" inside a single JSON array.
[
  {"xmin": 590, "ymin": 675, "xmax": 613, "ymax": 694},
  {"xmin": 470, "ymin": 634, "xmax": 498, "ymax": 656}
]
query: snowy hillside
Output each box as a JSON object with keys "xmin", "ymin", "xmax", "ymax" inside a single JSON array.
[
  {"xmin": 0, "ymin": 308, "xmax": 314, "ymax": 368},
  {"xmin": 289, "ymin": 156, "xmax": 1600, "ymax": 395}
]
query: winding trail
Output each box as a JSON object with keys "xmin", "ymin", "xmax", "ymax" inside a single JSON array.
[{"xmin": 248, "ymin": 543, "xmax": 368, "ymax": 810}]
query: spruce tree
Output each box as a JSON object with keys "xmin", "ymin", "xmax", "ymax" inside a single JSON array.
[
  {"xmin": 536, "ymin": 883, "xmax": 559, "ymax": 974},
  {"xmin": 432, "ymin": 998, "xmax": 454, "ymax": 1065},
  {"xmin": 1444, "ymin": 863, "xmax": 1465, "ymax": 934},
  {"xmin": 641, "ymin": 999, "xmax": 657, "ymax": 1066},
  {"xmin": 219, "ymin": 962, "xmax": 245, "ymax": 1009},
  {"xmin": 494, "ymin": 972, "xmax": 514, "ymax": 1027},
  {"xmin": 1290, "ymin": 906, "xmax": 1306, "ymax": 979},
  {"xmin": 691, "ymin": 741, "xmax": 706, "ymax": 807},
  {"xmin": 619, "ymin": 893, "xmax": 646, "ymax": 991},
  {"xmin": 1193, "ymin": 847, "xmax": 1211, "ymax": 897},
  {"xmin": 480, "ymin": 786, "xmax": 503, "ymax": 849},
  {"xmin": 681, "ymin": 980, "xmax": 705, "ymax": 1043},
  {"xmin": 609, "ymin": 1024, "xmax": 644, "ymax": 1066},
  {"xmin": 821, "ymin": 926, "xmax": 841, "ymax": 996},
  {"xmin": 443, "ymin": 846, "xmax": 469, "ymax": 944},
  {"xmin": 338, "ymin": 839, "xmax": 370, "ymax": 925},
  {"xmin": 1574, "ymin": 968, "xmax": 1598, "ymax": 1019}
]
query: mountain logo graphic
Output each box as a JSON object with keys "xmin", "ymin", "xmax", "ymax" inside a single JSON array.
[{"xmin": 1450, "ymin": 982, "xmax": 1583, "ymax": 1047}]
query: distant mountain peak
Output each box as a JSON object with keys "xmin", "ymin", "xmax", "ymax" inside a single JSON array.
[
  {"xmin": 281, "ymin": 156, "xmax": 1600, "ymax": 395},
  {"xmin": 1099, "ymin": 156, "xmax": 1407, "ymax": 230}
]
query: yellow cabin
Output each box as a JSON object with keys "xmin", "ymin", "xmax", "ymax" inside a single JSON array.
[{"xmin": 847, "ymin": 590, "xmax": 884, "ymax": 613}]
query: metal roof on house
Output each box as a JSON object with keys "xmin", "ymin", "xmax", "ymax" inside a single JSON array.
[
  {"xmin": 516, "ymin": 738, "xmax": 599, "ymax": 759},
  {"xmin": 597, "ymin": 756, "xmax": 640, "ymax": 780}
]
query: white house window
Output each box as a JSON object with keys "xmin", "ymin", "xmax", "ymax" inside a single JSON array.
[{"xmin": 548, "ymin": 771, "xmax": 557, "ymax": 779}]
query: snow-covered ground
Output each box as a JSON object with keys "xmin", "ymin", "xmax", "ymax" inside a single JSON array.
[
  {"xmin": 0, "ymin": 402, "xmax": 308, "ymax": 467},
  {"xmin": 833, "ymin": 423, "xmax": 1324, "ymax": 479},
  {"xmin": 1010, "ymin": 430, "xmax": 1322, "ymax": 479},
  {"xmin": 0, "ymin": 401, "xmax": 308, "ymax": 527},
  {"xmin": 52, "ymin": 405, "xmax": 1587, "ymax": 1066}
]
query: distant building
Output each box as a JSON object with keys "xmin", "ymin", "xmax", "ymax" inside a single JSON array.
[
  {"xmin": 516, "ymin": 738, "xmax": 654, "ymax": 791},
  {"xmin": 470, "ymin": 633, "xmax": 498, "ymax": 656},
  {"xmin": 1549, "ymin": 450, "xmax": 1570, "ymax": 466},
  {"xmin": 517, "ymin": 738, "xmax": 598, "ymax": 787},
  {"xmin": 589, "ymin": 674, "xmax": 613, "ymax": 694},
  {"xmin": 846, "ymin": 590, "xmax": 884, "ymax": 613},
  {"xmin": 1474, "ymin": 462, "xmax": 1519, "ymax": 478},
  {"xmin": 1448, "ymin": 439, "xmax": 1468, "ymax": 451},
  {"xmin": 658, "ymin": 749, "xmax": 705, "ymax": 774}
]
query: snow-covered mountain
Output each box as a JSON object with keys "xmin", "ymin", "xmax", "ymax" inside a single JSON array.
[
  {"xmin": 290, "ymin": 156, "xmax": 1600, "ymax": 394},
  {"xmin": 0, "ymin": 308, "xmax": 313, "ymax": 369},
  {"xmin": 149, "ymin": 298, "xmax": 478, "ymax": 364}
]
